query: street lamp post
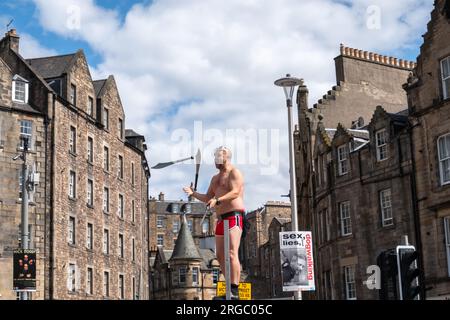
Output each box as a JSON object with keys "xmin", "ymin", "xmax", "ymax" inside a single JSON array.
[{"xmin": 274, "ymin": 74, "xmax": 303, "ymax": 300}]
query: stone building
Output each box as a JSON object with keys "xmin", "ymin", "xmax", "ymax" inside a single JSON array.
[
  {"xmin": 0, "ymin": 30, "xmax": 150, "ymax": 300},
  {"xmin": 312, "ymin": 106, "xmax": 416, "ymax": 300},
  {"xmin": 293, "ymin": 43, "xmax": 417, "ymax": 300},
  {"xmin": 295, "ymin": 44, "xmax": 416, "ymax": 235},
  {"xmin": 259, "ymin": 218, "xmax": 292, "ymax": 299},
  {"xmin": 148, "ymin": 192, "xmax": 216, "ymax": 252},
  {"xmin": 150, "ymin": 214, "xmax": 219, "ymax": 300},
  {"xmin": 240, "ymin": 201, "xmax": 291, "ymax": 299},
  {"xmin": 404, "ymin": 0, "xmax": 450, "ymax": 299},
  {"xmin": 0, "ymin": 29, "xmax": 53, "ymax": 300}
]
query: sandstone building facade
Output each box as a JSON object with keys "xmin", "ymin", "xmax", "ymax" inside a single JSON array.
[{"xmin": 0, "ymin": 30, "xmax": 150, "ymax": 300}]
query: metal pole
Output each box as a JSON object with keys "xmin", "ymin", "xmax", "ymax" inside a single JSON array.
[
  {"xmin": 224, "ymin": 219, "xmax": 231, "ymax": 300},
  {"xmin": 20, "ymin": 139, "xmax": 29, "ymax": 300},
  {"xmin": 286, "ymin": 98, "xmax": 302, "ymax": 300}
]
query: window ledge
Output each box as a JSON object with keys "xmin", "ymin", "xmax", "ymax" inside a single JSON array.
[
  {"xmin": 87, "ymin": 160, "xmax": 94, "ymax": 166},
  {"xmin": 69, "ymin": 151, "xmax": 77, "ymax": 157},
  {"xmin": 86, "ymin": 204, "xmax": 94, "ymax": 209},
  {"xmin": 103, "ymin": 170, "xmax": 110, "ymax": 175},
  {"xmin": 103, "ymin": 211, "xmax": 110, "ymax": 215},
  {"xmin": 86, "ymin": 248, "xmax": 94, "ymax": 253},
  {"xmin": 68, "ymin": 196, "xmax": 77, "ymax": 202},
  {"xmin": 68, "ymin": 243, "xmax": 77, "ymax": 248}
]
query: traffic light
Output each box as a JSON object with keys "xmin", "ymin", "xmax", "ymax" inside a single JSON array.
[
  {"xmin": 396, "ymin": 246, "xmax": 422, "ymax": 300},
  {"xmin": 377, "ymin": 249, "xmax": 398, "ymax": 300}
]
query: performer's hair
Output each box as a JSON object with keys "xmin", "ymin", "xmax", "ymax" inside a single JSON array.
[{"xmin": 214, "ymin": 146, "xmax": 232, "ymax": 159}]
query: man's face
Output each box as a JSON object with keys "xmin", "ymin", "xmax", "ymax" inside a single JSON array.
[{"xmin": 215, "ymin": 151, "xmax": 226, "ymax": 169}]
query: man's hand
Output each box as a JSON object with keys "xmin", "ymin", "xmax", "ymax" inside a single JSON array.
[
  {"xmin": 207, "ymin": 197, "xmax": 218, "ymax": 208},
  {"xmin": 183, "ymin": 185, "xmax": 194, "ymax": 196}
]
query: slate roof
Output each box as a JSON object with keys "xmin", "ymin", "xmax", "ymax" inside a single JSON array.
[
  {"xmin": 93, "ymin": 79, "xmax": 107, "ymax": 97},
  {"xmin": 26, "ymin": 53, "xmax": 76, "ymax": 79},
  {"xmin": 169, "ymin": 214, "xmax": 202, "ymax": 261}
]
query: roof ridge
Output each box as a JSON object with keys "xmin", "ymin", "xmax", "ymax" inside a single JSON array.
[
  {"xmin": 26, "ymin": 52, "xmax": 77, "ymax": 61},
  {"xmin": 339, "ymin": 44, "xmax": 416, "ymax": 69}
]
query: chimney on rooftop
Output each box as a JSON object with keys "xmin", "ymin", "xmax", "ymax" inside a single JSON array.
[
  {"xmin": 158, "ymin": 192, "xmax": 165, "ymax": 201},
  {"xmin": 1, "ymin": 29, "xmax": 20, "ymax": 53}
]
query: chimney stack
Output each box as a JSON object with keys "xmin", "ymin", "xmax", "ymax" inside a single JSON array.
[
  {"xmin": 1, "ymin": 29, "xmax": 20, "ymax": 53},
  {"xmin": 158, "ymin": 192, "xmax": 165, "ymax": 201}
]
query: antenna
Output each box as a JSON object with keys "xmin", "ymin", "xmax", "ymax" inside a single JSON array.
[{"xmin": 6, "ymin": 19, "xmax": 13, "ymax": 33}]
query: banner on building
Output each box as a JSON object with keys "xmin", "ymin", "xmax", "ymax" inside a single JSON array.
[
  {"xmin": 279, "ymin": 231, "xmax": 315, "ymax": 292},
  {"xmin": 13, "ymin": 249, "xmax": 37, "ymax": 292},
  {"xmin": 216, "ymin": 281, "xmax": 251, "ymax": 300}
]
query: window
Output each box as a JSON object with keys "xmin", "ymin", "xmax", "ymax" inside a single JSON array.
[
  {"xmin": 192, "ymin": 267, "xmax": 199, "ymax": 286},
  {"xmin": 118, "ymin": 155, "xmax": 124, "ymax": 179},
  {"xmin": 202, "ymin": 220, "xmax": 209, "ymax": 234},
  {"xmin": 188, "ymin": 219, "xmax": 193, "ymax": 232},
  {"xmin": 69, "ymin": 126, "xmax": 76, "ymax": 153},
  {"xmin": 12, "ymin": 75, "xmax": 29, "ymax": 103},
  {"xmin": 103, "ymin": 229, "xmax": 109, "ymax": 255},
  {"xmin": 445, "ymin": 217, "xmax": 450, "ymax": 277},
  {"xmin": 344, "ymin": 265, "xmax": 356, "ymax": 300},
  {"xmin": 376, "ymin": 129, "xmax": 388, "ymax": 161},
  {"xmin": 87, "ymin": 137, "xmax": 93, "ymax": 163},
  {"xmin": 441, "ymin": 56, "xmax": 450, "ymax": 100},
  {"xmin": 131, "ymin": 200, "xmax": 135, "ymax": 223},
  {"xmin": 70, "ymin": 84, "xmax": 77, "ymax": 106},
  {"xmin": 103, "ymin": 108, "xmax": 109, "ymax": 130},
  {"xmin": 103, "ymin": 271, "xmax": 110, "ymax": 297},
  {"xmin": 19, "ymin": 120, "xmax": 32, "ymax": 149},
  {"xmin": 118, "ymin": 233, "xmax": 124, "ymax": 258},
  {"xmin": 68, "ymin": 263, "xmax": 76, "ymax": 292},
  {"xmin": 131, "ymin": 162, "xmax": 135, "ymax": 185},
  {"xmin": 179, "ymin": 267, "xmax": 186, "ymax": 284},
  {"xmin": 337, "ymin": 145, "xmax": 349, "ymax": 175},
  {"xmin": 84, "ymin": 224, "xmax": 93, "ymax": 252},
  {"xmin": 69, "ymin": 171, "xmax": 76, "ymax": 198},
  {"xmin": 103, "ymin": 187, "xmax": 109, "ymax": 213},
  {"xmin": 103, "ymin": 146, "xmax": 109, "ymax": 171},
  {"xmin": 438, "ymin": 134, "xmax": 450, "ymax": 185},
  {"xmin": 69, "ymin": 217, "xmax": 76, "ymax": 245},
  {"xmin": 173, "ymin": 220, "xmax": 179, "ymax": 233},
  {"xmin": 87, "ymin": 179, "xmax": 93, "ymax": 207},
  {"xmin": 118, "ymin": 194, "xmax": 124, "ymax": 219},
  {"xmin": 118, "ymin": 118, "xmax": 124, "ymax": 140},
  {"xmin": 132, "ymin": 238, "xmax": 135, "ymax": 262},
  {"xmin": 157, "ymin": 216, "xmax": 163, "ymax": 228},
  {"xmin": 88, "ymin": 97, "xmax": 94, "ymax": 116},
  {"xmin": 380, "ymin": 189, "xmax": 393, "ymax": 226},
  {"xmin": 212, "ymin": 269, "xmax": 219, "ymax": 284},
  {"xmin": 119, "ymin": 274, "xmax": 125, "ymax": 300},
  {"xmin": 132, "ymin": 277, "xmax": 136, "ymax": 300},
  {"xmin": 157, "ymin": 234, "xmax": 164, "ymax": 246},
  {"xmin": 86, "ymin": 267, "xmax": 93, "ymax": 295},
  {"xmin": 339, "ymin": 201, "xmax": 352, "ymax": 236}
]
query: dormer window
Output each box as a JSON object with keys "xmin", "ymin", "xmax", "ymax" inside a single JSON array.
[
  {"xmin": 441, "ymin": 56, "xmax": 450, "ymax": 100},
  {"xmin": 12, "ymin": 75, "xmax": 29, "ymax": 103},
  {"xmin": 376, "ymin": 129, "xmax": 388, "ymax": 161},
  {"xmin": 337, "ymin": 145, "xmax": 349, "ymax": 176}
]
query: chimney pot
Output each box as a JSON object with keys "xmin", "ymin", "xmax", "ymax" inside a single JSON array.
[{"xmin": 158, "ymin": 192, "xmax": 165, "ymax": 201}]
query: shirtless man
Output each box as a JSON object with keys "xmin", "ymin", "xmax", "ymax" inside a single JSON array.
[{"xmin": 183, "ymin": 146, "xmax": 244, "ymax": 299}]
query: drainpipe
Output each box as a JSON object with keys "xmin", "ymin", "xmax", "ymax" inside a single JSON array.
[{"xmin": 407, "ymin": 119, "xmax": 426, "ymax": 300}]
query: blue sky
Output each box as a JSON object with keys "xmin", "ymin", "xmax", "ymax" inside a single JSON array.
[{"xmin": 1, "ymin": 0, "xmax": 435, "ymax": 209}]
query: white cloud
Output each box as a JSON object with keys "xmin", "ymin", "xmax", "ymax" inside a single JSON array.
[
  {"xmin": 20, "ymin": 33, "xmax": 58, "ymax": 58},
  {"xmin": 32, "ymin": 0, "xmax": 434, "ymax": 210}
]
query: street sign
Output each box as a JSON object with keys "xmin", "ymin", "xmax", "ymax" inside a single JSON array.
[
  {"xmin": 13, "ymin": 249, "xmax": 36, "ymax": 292},
  {"xmin": 216, "ymin": 282, "xmax": 251, "ymax": 300},
  {"xmin": 279, "ymin": 231, "xmax": 315, "ymax": 291}
]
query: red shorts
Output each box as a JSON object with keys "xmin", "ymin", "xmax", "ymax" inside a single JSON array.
[{"xmin": 215, "ymin": 212, "xmax": 244, "ymax": 236}]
